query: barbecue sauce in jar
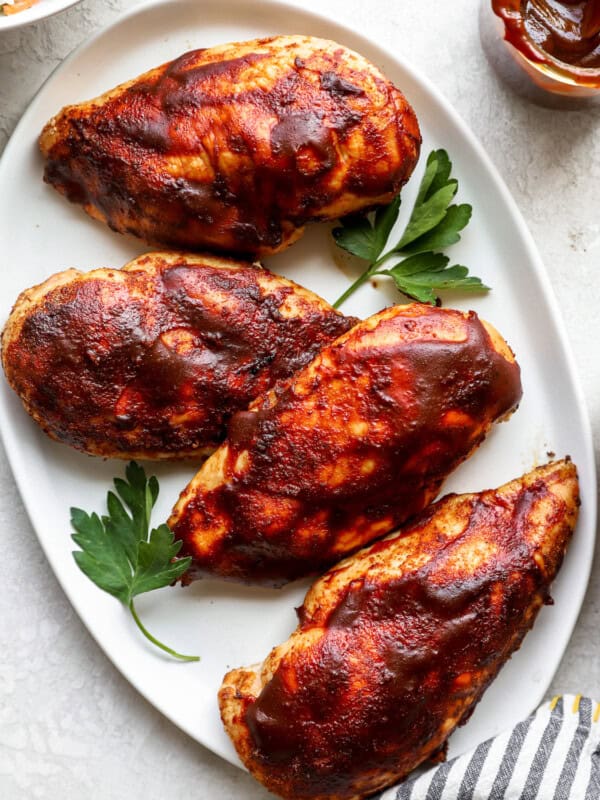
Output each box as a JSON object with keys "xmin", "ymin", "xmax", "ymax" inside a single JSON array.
[{"xmin": 482, "ymin": 0, "xmax": 600, "ymax": 101}]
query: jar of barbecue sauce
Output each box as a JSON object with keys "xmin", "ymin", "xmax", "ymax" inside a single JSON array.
[{"xmin": 480, "ymin": 0, "xmax": 600, "ymax": 106}]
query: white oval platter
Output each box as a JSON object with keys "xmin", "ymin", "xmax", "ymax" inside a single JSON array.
[{"xmin": 0, "ymin": 0, "xmax": 595, "ymax": 772}]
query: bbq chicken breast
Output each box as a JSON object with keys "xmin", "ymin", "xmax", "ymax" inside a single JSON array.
[
  {"xmin": 39, "ymin": 35, "xmax": 421, "ymax": 257},
  {"xmin": 1, "ymin": 252, "xmax": 354, "ymax": 460},
  {"xmin": 219, "ymin": 459, "xmax": 579, "ymax": 800},
  {"xmin": 170, "ymin": 304, "xmax": 523, "ymax": 584}
]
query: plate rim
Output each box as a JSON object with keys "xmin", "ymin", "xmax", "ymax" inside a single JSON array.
[{"xmin": 0, "ymin": 0, "xmax": 596, "ymax": 771}]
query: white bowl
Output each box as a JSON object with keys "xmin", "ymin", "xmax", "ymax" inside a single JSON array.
[{"xmin": 0, "ymin": 0, "xmax": 83, "ymax": 32}]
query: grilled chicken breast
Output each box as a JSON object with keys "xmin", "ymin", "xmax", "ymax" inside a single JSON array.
[
  {"xmin": 219, "ymin": 459, "xmax": 579, "ymax": 800},
  {"xmin": 39, "ymin": 35, "xmax": 421, "ymax": 257},
  {"xmin": 170, "ymin": 304, "xmax": 522, "ymax": 584},
  {"xmin": 1, "ymin": 252, "xmax": 354, "ymax": 460}
]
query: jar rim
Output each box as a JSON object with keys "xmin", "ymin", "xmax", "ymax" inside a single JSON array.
[{"xmin": 490, "ymin": 2, "xmax": 600, "ymax": 86}]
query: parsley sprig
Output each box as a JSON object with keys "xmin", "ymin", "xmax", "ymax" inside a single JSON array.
[
  {"xmin": 332, "ymin": 149, "xmax": 489, "ymax": 308},
  {"xmin": 71, "ymin": 462, "xmax": 199, "ymax": 662}
]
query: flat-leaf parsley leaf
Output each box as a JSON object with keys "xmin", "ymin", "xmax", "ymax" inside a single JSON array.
[
  {"xmin": 71, "ymin": 462, "xmax": 199, "ymax": 662},
  {"xmin": 332, "ymin": 149, "xmax": 488, "ymax": 308}
]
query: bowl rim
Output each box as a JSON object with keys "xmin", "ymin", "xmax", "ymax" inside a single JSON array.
[{"xmin": 0, "ymin": 0, "xmax": 83, "ymax": 33}]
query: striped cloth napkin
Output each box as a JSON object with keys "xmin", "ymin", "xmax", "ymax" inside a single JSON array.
[{"xmin": 378, "ymin": 695, "xmax": 600, "ymax": 800}]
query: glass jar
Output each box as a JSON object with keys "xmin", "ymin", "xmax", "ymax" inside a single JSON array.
[{"xmin": 479, "ymin": 0, "xmax": 600, "ymax": 108}]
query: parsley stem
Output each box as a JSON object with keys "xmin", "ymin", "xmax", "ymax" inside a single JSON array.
[
  {"xmin": 333, "ymin": 266, "xmax": 377, "ymax": 309},
  {"xmin": 333, "ymin": 252, "xmax": 398, "ymax": 309},
  {"xmin": 129, "ymin": 600, "xmax": 200, "ymax": 662}
]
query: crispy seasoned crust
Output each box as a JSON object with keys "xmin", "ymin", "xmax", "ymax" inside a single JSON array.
[
  {"xmin": 170, "ymin": 304, "xmax": 523, "ymax": 584},
  {"xmin": 1, "ymin": 252, "xmax": 354, "ymax": 460},
  {"xmin": 39, "ymin": 35, "xmax": 421, "ymax": 257},
  {"xmin": 219, "ymin": 460, "xmax": 580, "ymax": 800}
]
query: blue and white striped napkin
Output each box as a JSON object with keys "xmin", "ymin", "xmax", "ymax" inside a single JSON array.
[{"xmin": 378, "ymin": 695, "xmax": 600, "ymax": 800}]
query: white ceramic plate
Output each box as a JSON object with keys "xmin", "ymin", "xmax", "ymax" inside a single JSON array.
[
  {"xmin": 0, "ymin": 0, "xmax": 81, "ymax": 32},
  {"xmin": 0, "ymin": 0, "xmax": 596, "ymax": 773}
]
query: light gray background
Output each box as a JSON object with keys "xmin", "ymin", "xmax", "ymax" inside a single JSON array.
[{"xmin": 1, "ymin": 1, "xmax": 599, "ymax": 797}]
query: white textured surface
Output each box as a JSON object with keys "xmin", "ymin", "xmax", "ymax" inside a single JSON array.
[{"xmin": 0, "ymin": 1, "xmax": 599, "ymax": 797}]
